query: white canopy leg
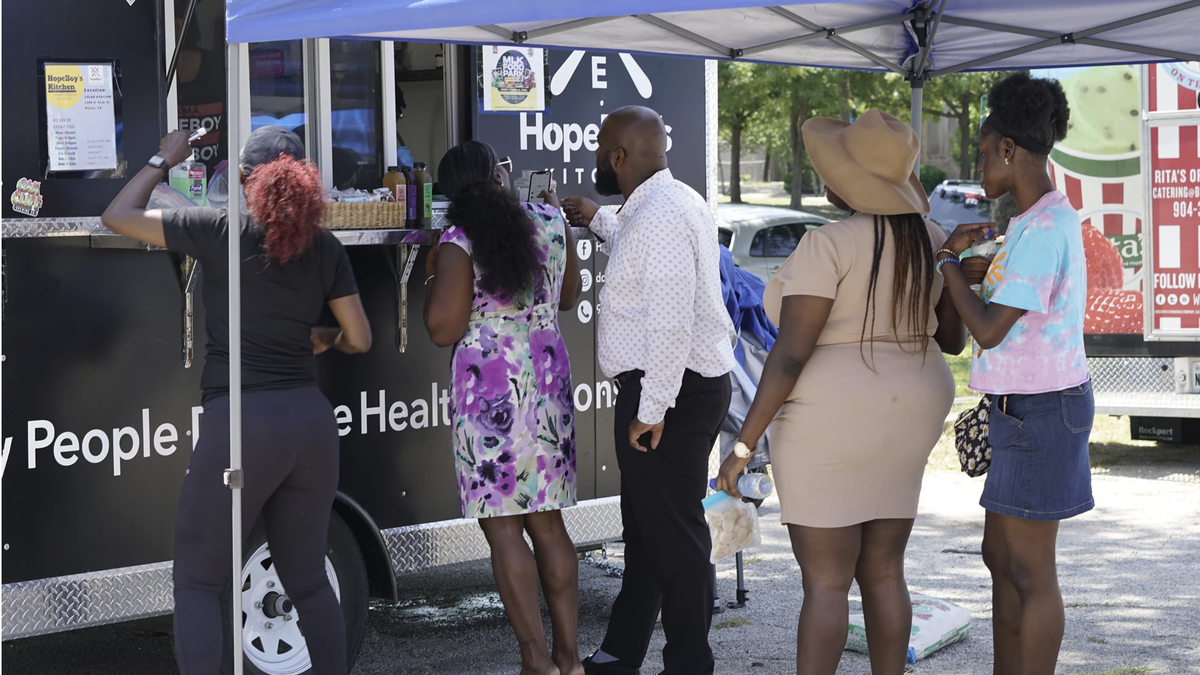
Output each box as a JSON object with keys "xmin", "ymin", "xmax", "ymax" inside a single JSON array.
[
  {"xmin": 910, "ymin": 79, "xmax": 924, "ymax": 169},
  {"xmin": 226, "ymin": 40, "xmax": 246, "ymax": 675}
]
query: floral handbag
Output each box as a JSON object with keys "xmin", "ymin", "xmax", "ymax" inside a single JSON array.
[{"xmin": 953, "ymin": 395, "xmax": 993, "ymax": 477}]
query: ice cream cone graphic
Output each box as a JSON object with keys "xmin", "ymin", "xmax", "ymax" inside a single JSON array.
[{"xmin": 1047, "ymin": 65, "xmax": 1145, "ymax": 333}]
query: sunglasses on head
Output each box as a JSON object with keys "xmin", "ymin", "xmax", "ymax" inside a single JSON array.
[{"xmin": 496, "ymin": 156, "xmax": 513, "ymax": 173}]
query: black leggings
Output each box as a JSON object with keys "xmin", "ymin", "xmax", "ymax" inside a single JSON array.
[{"xmin": 173, "ymin": 386, "xmax": 346, "ymax": 675}]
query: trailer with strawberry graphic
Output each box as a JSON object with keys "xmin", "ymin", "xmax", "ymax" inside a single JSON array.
[{"xmin": 1043, "ymin": 62, "xmax": 1200, "ymax": 442}]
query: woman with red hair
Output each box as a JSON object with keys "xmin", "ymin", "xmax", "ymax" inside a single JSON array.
[{"xmin": 103, "ymin": 126, "xmax": 371, "ymax": 675}]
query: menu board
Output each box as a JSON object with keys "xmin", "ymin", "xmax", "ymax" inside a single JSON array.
[
  {"xmin": 44, "ymin": 62, "xmax": 119, "ymax": 172},
  {"xmin": 1145, "ymin": 62, "xmax": 1200, "ymax": 338},
  {"xmin": 1147, "ymin": 121, "xmax": 1200, "ymax": 333}
]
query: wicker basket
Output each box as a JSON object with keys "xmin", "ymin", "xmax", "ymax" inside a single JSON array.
[{"xmin": 320, "ymin": 201, "xmax": 407, "ymax": 230}]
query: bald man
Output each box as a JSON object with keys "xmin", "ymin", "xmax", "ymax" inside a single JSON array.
[{"xmin": 564, "ymin": 106, "xmax": 735, "ymax": 675}]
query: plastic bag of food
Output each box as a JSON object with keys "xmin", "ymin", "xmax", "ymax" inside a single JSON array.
[
  {"xmin": 702, "ymin": 491, "xmax": 760, "ymax": 563},
  {"xmin": 845, "ymin": 592, "xmax": 971, "ymax": 663}
]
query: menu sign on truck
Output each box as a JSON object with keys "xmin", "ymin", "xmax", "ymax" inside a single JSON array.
[
  {"xmin": 1148, "ymin": 122, "xmax": 1200, "ymax": 331},
  {"xmin": 1146, "ymin": 63, "xmax": 1200, "ymax": 336},
  {"xmin": 43, "ymin": 63, "xmax": 118, "ymax": 172}
]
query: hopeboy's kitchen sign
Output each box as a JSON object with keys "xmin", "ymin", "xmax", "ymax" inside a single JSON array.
[{"xmin": 474, "ymin": 49, "xmax": 706, "ymax": 205}]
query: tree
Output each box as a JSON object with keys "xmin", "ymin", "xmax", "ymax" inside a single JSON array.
[
  {"xmin": 762, "ymin": 67, "xmax": 840, "ymax": 209},
  {"xmin": 718, "ymin": 62, "xmax": 772, "ymax": 203},
  {"xmin": 923, "ymin": 71, "xmax": 1007, "ymax": 179}
]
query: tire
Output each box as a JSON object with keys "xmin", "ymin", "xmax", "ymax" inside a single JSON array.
[{"xmin": 218, "ymin": 511, "xmax": 369, "ymax": 675}]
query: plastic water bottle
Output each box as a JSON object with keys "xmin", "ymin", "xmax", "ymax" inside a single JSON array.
[
  {"xmin": 967, "ymin": 236, "xmax": 998, "ymax": 296},
  {"xmin": 709, "ymin": 474, "xmax": 773, "ymax": 500}
]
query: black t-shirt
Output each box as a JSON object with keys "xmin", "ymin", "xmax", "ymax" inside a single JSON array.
[
  {"xmin": 162, "ymin": 207, "xmax": 359, "ymax": 400},
  {"xmin": 177, "ymin": 49, "xmax": 228, "ymax": 174}
]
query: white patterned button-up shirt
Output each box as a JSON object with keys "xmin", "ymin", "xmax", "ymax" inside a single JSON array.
[{"xmin": 590, "ymin": 169, "xmax": 736, "ymax": 425}]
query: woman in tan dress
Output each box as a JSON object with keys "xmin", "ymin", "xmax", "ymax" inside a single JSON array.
[{"xmin": 718, "ymin": 110, "xmax": 965, "ymax": 675}]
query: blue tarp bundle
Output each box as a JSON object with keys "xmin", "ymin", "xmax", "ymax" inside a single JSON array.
[
  {"xmin": 719, "ymin": 246, "xmax": 778, "ymax": 367},
  {"xmin": 718, "ymin": 246, "xmax": 778, "ymax": 470}
]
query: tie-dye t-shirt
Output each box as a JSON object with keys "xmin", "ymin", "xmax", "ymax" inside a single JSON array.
[{"xmin": 969, "ymin": 191, "xmax": 1089, "ymax": 394}]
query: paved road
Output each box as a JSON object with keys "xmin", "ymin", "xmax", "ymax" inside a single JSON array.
[{"xmin": 6, "ymin": 444, "xmax": 1199, "ymax": 675}]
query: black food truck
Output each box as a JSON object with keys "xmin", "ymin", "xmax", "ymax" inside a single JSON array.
[{"xmin": 1, "ymin": 1, "xmax": 715, "ymax": 672}]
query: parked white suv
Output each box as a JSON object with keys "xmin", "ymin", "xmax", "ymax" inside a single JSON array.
[{"xmin": 928, "ymin": 180, "xmax": 992, "ymax": 236}]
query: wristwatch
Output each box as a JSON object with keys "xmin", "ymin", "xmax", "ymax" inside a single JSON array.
[
  {"xmin": 734, "ymin": 441, "xmax": 755, "ymax": 459},
  {"xmin": 147, "ymin": 155, "xmax": 168, "ymax": 171}
]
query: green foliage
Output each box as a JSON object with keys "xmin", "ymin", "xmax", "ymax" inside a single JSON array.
[
  {"xmin": 923, "ymin": 71, "xmax": 1009, "ymax": 178},
  {"xmin": 919, "ymin": 164, "xmax": 947, "ymax": 194}
]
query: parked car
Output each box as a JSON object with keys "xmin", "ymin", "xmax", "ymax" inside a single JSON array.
[
  {"xmin": 718, "ymin": 203, "xmax": 830, "ymax": 283},
  {"xmin": 928, "ymin": 180, "xmax": 991, "ymax": 236}
]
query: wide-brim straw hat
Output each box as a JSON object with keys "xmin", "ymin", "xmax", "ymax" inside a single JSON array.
[{"xmin": 802, "ymin": 109, "xmax": 930, "ymax": 216}]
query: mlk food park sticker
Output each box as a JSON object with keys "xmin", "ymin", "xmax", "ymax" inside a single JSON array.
[
  {"xmin": 10, "ymin": 178, "xmax": 44, "ymax": 217},
  {"xmin": 483, "ymin": 46, "xmax": 546, "ymax": 113}
]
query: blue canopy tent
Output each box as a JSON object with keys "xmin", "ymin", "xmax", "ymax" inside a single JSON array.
[{"xmin": 218, "ymin": 1, "xmax": 1200, "ymax": 670}]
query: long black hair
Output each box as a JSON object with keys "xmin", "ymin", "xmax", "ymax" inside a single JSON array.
[
  {"xmin": 438, "ymin": 141, "xmax": 540, "ymax": 299},
  {"xmin": 860, "ymin": 213, "xmax": 936, "ymax": 367}
]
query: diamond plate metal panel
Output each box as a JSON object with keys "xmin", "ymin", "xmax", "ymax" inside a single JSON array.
[
  {"xmin": 2, "ymin": 217, "xmax": 107, "ymax": 238},
  {"xmin": 1, "ymin": 562, "xmax": 174, "ymax": 640},
  {"xmin": 1089, "ymin": 357, "xmax": 1200, "ymax": 417},
  {"xmin": 3, "ymin": 214, "xmax": 453, "ymax": 239},
  {"xmin": 384, "ymin": 497, "xmax": 622, "ymax": 575}
]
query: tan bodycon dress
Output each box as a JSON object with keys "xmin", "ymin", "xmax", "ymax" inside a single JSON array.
[{"xmin": 763, "ymin": 213, "xmax": 955, "ymax": 528}]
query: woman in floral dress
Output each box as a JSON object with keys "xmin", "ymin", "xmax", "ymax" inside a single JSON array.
[{"xmin": 424, "ymin": 141, "xmax": 583, "ymax": 675}]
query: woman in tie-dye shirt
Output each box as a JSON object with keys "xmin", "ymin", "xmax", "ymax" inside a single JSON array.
[{"xmin": 937, "ymin": 73, "xmax": 1093, "ymax": 675}]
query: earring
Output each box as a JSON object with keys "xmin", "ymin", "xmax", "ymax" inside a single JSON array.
[{"xmin": 1004, "ymin": 157, "xmax": 1010, "ymax": 166}]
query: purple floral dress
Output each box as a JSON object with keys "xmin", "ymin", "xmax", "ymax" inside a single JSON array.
[{"xmin": 441, "ymin": 203, "xmax": 576, "ymax": 519}]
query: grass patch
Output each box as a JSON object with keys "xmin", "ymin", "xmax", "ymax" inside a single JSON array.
[
  {"xmin": 1070, "ymin": 667, "xmax": 1151, "ymax": 675},
  {"xmin": 714, "ymin": 616, "xmax": 752, "ymax": 629},
  {"xmin": 1087, "ymin": 636, "xmax": 1108, "ymax": 644},
  {"xmin": 743, "ymin": 556, "xmax": 763, "ymax": 565},
  {"xmin": 945, "ymin": 345, "xmax": 974, "ymax": 398}
]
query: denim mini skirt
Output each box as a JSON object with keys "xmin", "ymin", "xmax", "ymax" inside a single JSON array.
[{"xmin": 980, "ymin": 380, "xmax": 1095, "ymax": 521}]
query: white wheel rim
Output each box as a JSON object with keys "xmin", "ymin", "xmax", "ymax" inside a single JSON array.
[{"xmin": 240, "ymin": 542, "xmax": 341, "ymax": 675}]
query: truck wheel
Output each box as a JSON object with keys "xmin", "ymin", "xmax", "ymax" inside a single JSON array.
[{"xmin": 220, "ymin": 511, "xmax": 369, "ymax": 675}]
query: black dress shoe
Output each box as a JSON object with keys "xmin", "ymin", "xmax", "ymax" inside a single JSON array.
[{"xmin": 582, "ymin": 654, "xmax": 641, "ymax": 675}]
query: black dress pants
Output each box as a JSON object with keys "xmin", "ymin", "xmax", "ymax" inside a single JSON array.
[
  {"xmin": 173, "ymin": 386, "xmax": 346, "ymax": 675},
  {"xmin": 600, "ymin": 369, "xmax": 732, "ymax": 675}
]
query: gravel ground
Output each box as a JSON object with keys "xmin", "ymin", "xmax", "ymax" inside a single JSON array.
[{"xmin": 5, "ymin": 425, "xmax": 1198, "ymax": 675}]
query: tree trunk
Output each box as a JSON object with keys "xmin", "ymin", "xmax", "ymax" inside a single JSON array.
[
  {"xmin": 731, "ymin": 121, "xmax": 743, "ymax": 203},
  {"xmin": 762, "ymin": 152, "xmax": 771, "ymax": 182},
  {"xmin": 789, "ymin": 111, "xmax": 803, "ymax": 209},
  {"xmin": 840, "ymin": 75, "xmax": 852, "ymax": 122},
  {"xmin": 789, "ymin": 97, "xmax": 811, "ymax": 210},
  {"xmin": 959, "ymin": 94, "xmax": 973, "ymax": 180}
]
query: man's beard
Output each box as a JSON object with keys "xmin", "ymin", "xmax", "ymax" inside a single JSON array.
[{"xmin": 595, "ymin": 153, "xmax": 621, "ymax": 197}]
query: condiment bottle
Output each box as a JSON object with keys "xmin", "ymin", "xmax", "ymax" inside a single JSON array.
[
  {"xmin": 413, "ymin": 162, "xmax": 433, "ymax": 228},
  {"xmin": 383, "ymin": 166, "xmax": 407, "ymax": 221},
  {"xmin": 402, "ymin": 165, "xmax": 417, "ymax": 227}
]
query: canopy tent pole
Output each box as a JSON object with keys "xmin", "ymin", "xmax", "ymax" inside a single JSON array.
[
  {"xmin": 937, "ymin": 14, "xmax": 1200, "ymax": 66},
  {"xmin": 767, "ymin": 6, "xmax": 909, "ymax": 75},
  {"xmin": 910, "ymin": 78, "xmax": 924, "ymax": 157},
  {"xmin": 226, "ymin": 39, "xmax": 246, "ymax": 675},
  {"xmin": 930, "ymin": 0, "xmax": 1200, "ymax": 76},
  {"xmin": 740, "ymin": 12, "xmax": 916, "ymax": 59}
]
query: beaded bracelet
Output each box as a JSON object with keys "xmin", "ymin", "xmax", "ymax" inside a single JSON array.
[{"xmin": 936, "ymin": 256, "xmax": 961, "ymax": 276}]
